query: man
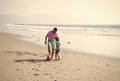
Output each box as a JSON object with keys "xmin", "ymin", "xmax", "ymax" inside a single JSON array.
[{"xmin": 45, "ymin": 28, "xmax": 58, "ymax": 60}]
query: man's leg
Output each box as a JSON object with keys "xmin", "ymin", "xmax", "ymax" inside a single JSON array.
[
  {"xmin": 51, "ymin": 48, "xmax": 54, "ymax": 60},
  {"xmin": 48, "ymin": 44, "xmax": 51, "ymax": 56}
]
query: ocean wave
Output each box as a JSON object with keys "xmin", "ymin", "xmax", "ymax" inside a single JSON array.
[{"xmin": 97, "ymin": 34, "xmax": 120, "ymax": 37}]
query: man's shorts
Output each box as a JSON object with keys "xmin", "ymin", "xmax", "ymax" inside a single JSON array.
[{"xmin": 48, "ymin": 41, "xmax": 55, "ymax": 49}]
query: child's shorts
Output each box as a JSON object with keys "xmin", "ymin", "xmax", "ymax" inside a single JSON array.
[{"xmin": 55, "ymin": 49, "xmax": 60, "ymax": 54}]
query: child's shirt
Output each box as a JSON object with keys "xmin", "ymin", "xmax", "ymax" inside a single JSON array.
[{"xmin": 56, "ymin": 41, "xmax": 61, "ymax": 50}]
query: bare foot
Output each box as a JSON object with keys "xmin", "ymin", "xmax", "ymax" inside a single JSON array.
[
  {"xmin": 58, "ymin": 58, "xmax": 60, "ymax": 61},
  {"xmin": 54, "ymin": 59, "xmax": 60, "ymax": 61}
]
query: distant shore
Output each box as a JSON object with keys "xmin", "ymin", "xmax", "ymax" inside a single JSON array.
[{"xmin": 0, "ymin": 32, "xmax": 120, "ymax": 81}]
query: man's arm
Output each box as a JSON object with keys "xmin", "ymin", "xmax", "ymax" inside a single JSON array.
[{"xmin": 45, "ymin": 34, "xmax": 48, "ymax": 45}]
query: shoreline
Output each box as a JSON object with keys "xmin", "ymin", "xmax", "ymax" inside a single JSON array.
[
  {"xmin": 0, "ymin": 32, "xmax": 120, "ymax": 81},
  {"xmin": 1, "ymin": 31, "xmax": 120, "ymax": 59},
  {"xmin": 0, "ymin": 25, "xmax": 120, "ymax": 58}
]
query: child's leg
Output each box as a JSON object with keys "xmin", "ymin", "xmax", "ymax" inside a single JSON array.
[
  {"xmin": 55, "ymin": 50, "xmax": 60, "ymax": 61},
  {"xmin": 55, "ymin": 54, "xmax": 57, "ymax": 60},
  {"xmin": 57, "ymin": 55, "xmax": 60, "ymax": 61}
]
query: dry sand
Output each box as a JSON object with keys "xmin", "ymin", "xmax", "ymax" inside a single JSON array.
[{"xmin": 0, "ymin": 32, "xmax": 120, "ymax": 81}]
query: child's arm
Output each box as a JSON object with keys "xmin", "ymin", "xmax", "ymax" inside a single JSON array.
[{"xmin": 58, "ymin": 42, "xmax": 61, "ymax": 47}]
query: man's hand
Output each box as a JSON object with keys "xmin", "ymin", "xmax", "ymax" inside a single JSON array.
[{"xmin": 44, "ymin": 41, "xmax": 47, "ymax": 45}]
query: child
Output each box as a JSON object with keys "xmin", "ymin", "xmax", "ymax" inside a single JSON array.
[{"xmin": 55, "ymin": 36, "xmax": 61, "ymax": 61}]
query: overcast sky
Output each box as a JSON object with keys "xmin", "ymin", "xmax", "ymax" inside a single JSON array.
[{"xmin": 0, "ymin": 0, "xmax": 120, "ymax": 24}]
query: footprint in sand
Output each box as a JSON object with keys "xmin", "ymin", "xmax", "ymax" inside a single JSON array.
[
  {"xmin": 21, "ymin": 70, "xmax": 23, "ymax": 73},
  {"xmin": 106, "ymin": 64, "xmax": 110, "ymax": 66},
  {"xmin": 76, "ymin": 69, "xmax": 81, "ymax": 71},
  {"xmin": 16, "ymin": 51, "xmax": 24, "ymax": 55},
  {"xmin": 33, "ymin": 73, "xmax": 40, "ymax": 76},
  {"xmin": 32, "ymin": 68, "xmax": 35, "ymax": 70},
  {"xmin": 16, "ymin": 69, "xmax": 19, "ymax": 71},
  {"xmin": 4, "ymin": 51, "xmax": 37, "ymax": 56},
  {"xmin": 35, "ymin": 68, "xmax": 39, "ymax": 71},
  {"xmin": 43, "ymin": 73, "xmax": 52, "ymax": 76},
  {"xmin": 4, "ymin": 51, "xmax": 16, "ymax": 54},
  {"xmin": 4, "ymin": 51, "xmax": 23, "ymax": 55},
  {"xmin": 24, "ymin": 52, "xmax": 37, "ymax": 56}
]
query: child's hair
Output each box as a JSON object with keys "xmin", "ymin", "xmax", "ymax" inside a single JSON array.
[{"xmin": 55, "ymin": 36, "xmax": 59, "ymax": 41}]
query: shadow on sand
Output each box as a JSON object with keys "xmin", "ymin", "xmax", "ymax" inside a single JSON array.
[{"xmin": 15, "ymin": 59, "xmax": 48, "ymax": 63}]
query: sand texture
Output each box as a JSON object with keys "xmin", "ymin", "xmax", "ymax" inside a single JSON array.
[{"xmin": 0, "ymin": 32, "xmax": 120, "ymax": 81}]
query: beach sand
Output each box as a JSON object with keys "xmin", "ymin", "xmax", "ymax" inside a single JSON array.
[{"xmin": 0, "ymin": 32, "xmax": 120, "ymax": 81}]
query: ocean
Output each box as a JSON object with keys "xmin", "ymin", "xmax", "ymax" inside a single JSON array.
[{"xmin": 0, "ymin": 24, "xmax": 120, "ymax": 58}]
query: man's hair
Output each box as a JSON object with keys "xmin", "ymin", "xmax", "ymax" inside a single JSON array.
[{"xmin": 53, "ymin": 27, "xmax": 57, "ymax": 31}]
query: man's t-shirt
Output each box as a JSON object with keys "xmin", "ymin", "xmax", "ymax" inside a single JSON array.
[{"xmin": 47, "ymin": 30, "xmax": 57, "ymax": 41}]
